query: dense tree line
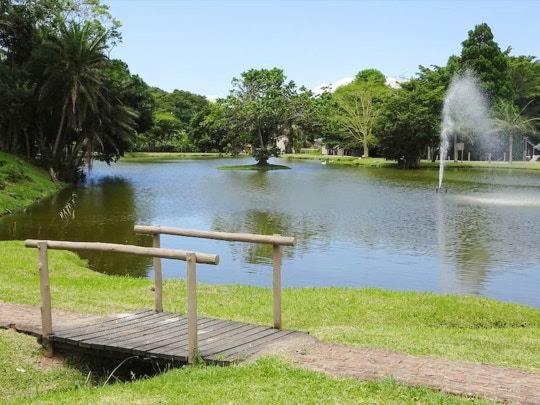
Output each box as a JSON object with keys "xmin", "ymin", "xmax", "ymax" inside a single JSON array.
[
  {"xmin": 0, "ymin": 0, "xmax": 145, "ymax": 181},
  {"xmin": 1, "ymin": 1, "xmax": 539, "ymax": 177}
]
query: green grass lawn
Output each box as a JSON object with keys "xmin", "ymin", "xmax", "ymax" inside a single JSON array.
[
  {"xmin": 0, "ymin": 152, "xmax": 63, "ymax": 216},
  {"xmin": 2, "ymin": 241, "xmax": 539, "ymax": 372},
  {"xmin": 283, "ymin": 154, "xmax": 540, "ymax": 171},
  {"xmin": 1, "ymin": 331, "xmax": 480, "ymax": 404}
]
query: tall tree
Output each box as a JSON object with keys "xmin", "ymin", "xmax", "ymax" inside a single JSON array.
[
  {"xmin": 226, "ymin": 68, "xmax": 297, "ymax": 165},
  {"xmin": 460, "ymin": 23, "xmax": 511, "ymax": 99},
  {"xmin": 330, "ymin": 69, "xmax": 388, "ymax": 156},
  {"xmin": 33, "ymin": 22, "xmax": 109, "ymax": 178},
  {"xmin": 377, "ymin": 74, "xmax": 444, "ymax": 168}
]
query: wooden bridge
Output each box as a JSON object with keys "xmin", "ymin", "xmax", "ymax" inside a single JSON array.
[{"xmin": 25, "ymin": 226, "xmax": 303, "ymax": 365}]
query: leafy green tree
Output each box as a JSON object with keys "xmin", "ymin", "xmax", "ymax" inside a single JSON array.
[
  {"xmin": 105, "ymin": 60, "xmax": 154, "ymax": 134},
  {"xmin": 226, "ymin": 68, "xmax": 298, "ymax": 165},
  {"xmin": 493, "ymin": 99, "xmax": 539, "ymax": 163},
  {"xmin": 190, "ymin": 101, "xmax": 236, "ymax": 153},
  {"xmin": 33, "ymin": 22, "xmax": 109, "ymax": 178},
  {"xmin": 377, "ymin": 73, "xmax": 445, "ymax": 168},
  {"xmin": 460, "ymin": 23, "xmax": 511, "ymax": 99},
  {"xmin": 507, "ymin": 56, "xmax": 540, "ymax": 132},
  {"xmin": 329, "ymin": 69, "xmax": 388, "ymax": 156}
]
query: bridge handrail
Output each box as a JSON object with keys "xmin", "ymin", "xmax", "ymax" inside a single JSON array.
[
  {"xmin": 24, "ymin": 239, "xmax": 218, "ymax": 364},
  {"xmin": 134, "ymin": 225, "xmax": 295, "ymax": 330},
  {"xmin": 134, "ymin": 225, "xmax": 295, "ymax": 246}
]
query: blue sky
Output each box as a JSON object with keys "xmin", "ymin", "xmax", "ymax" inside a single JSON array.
[{"xmin": 106, "ymin": 0, "xmax": 540, "ymax": 98}]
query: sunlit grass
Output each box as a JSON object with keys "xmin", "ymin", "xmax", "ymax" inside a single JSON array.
[
  {"xmin": 2, "ymin": 241, "xmax": 539, "ymax": 371},
  {"xmin": 0, "ymin": 330, "xmax": 480, "ymax": 403},
  {"xmin": 0, "ymin": 152, "xmax": 63, "ymax": 216}
]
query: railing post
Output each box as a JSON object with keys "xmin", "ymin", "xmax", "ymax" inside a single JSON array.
[
  {"xmin": 37, "ymin": 241, "xmax": 53, "ymax": 357},
  {"xmin": 152, "ymin": 233, "xmax": 163, "ymax": 312},
  {"xmin": 272, "ymin": 236, "xmax": 282, "ymax": 329},
  {"xmin": 186, "ymin": 252, "xmax": 197, "ymax": 364}
]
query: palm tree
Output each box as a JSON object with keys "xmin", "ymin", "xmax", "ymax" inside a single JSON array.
[
  {"xmin": 493, "ymin": 99, "xmax": 539, "ymax": 163},
  {"xmin": 36, "ymin": 22, "xmax": 108, "ymax": 178}
]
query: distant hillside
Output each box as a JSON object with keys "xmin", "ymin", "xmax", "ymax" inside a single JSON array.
[{"xmin": 0, "ymin": 152, "xmax": 63, "ymax": 216}]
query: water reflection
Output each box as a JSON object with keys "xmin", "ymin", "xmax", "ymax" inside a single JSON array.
[
  {"xmin": 0, "ymin": 177, "xmax": 151, "ymax": 276},
  {"xmin": 1, "ymin": 158, "xmax": 539, "ymax": 306},
  {"xmin": 212, "ymin": 210, "xmax": 319, "ymax": 264}
]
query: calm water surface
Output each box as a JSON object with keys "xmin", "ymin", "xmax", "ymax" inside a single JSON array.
[{"xmin": 2, "ymin": 158, "xmax": 539, "ymax": 307}]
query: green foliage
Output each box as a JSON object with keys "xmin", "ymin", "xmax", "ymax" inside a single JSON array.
[
  {"xmin": 377, "ymin": 67, "xmax": 448, "ymax": 168},
  {"xmin": 459, "ymin": 23, "xmax": 511, "ymax": 99},
  {"xmin": 0, "ymin": 1, "xmax": 138, "ymax": 182},
  {"xmin": 222, "ymin": 68, "xmax": 318, "ymax": 165},
  {"xmin": 328, "ymin": 68, "xmax": 389, "ymax": 156}
]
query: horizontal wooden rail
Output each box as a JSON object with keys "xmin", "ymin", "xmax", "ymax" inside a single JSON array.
[
  {"xmin": 134, "ymin": 225, "xmax": 295, "ymax": 246},
  {"xmin": 24, "ymin": 240, "xmax": 219, "ymax": 265},
  {"xmin": 134, "ymin": 225, "xmax": 295, "ymax": 330},
  {"xmin": 25, "ymin": 239, "xmax": 219, "ymax": 364}
]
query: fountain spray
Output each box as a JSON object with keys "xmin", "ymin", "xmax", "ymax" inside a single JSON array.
[{"xmin": 437, "ymin": 70, "xmax": 495, "ymax": 190}]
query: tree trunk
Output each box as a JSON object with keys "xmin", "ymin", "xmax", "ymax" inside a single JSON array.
[
  {"xmin": 363, "ymin": 136, "xmax": 369, "ymax": 157},
  {"xmin": 24, "ymin": 129, "xmax": 31, "ymax": 160},
  {"xmin": 52, "ymin": 98, "xmax": 69, "ymax": 158},
  {"xmin": 508, "ymin": 133, "xmax": 513, "ymax": 164}
]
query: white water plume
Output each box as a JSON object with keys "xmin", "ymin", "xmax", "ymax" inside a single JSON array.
[{"xmin": 438, "ymin": 70, "xmax": 496, "ymax": 188}]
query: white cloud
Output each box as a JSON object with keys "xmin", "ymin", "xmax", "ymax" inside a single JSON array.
[
  {"xmin": 312, "ymin": 74, "xmax": 408, "ymax": 94},
  {"xmin": 205, "ymin": 95, "xmax": 221, "ymax": 102},
  {"xmin": 385, "ymin": 76, "xmax": 406, "ymax": 89},
  {"xmin": 312, "ymin": 76, "xmax": 354, "ymax": 95}
]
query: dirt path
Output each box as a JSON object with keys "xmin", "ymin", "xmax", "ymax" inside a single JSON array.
[{"xmin": 2, "ymin": 302, "xmax": 539, "ymax": 404}]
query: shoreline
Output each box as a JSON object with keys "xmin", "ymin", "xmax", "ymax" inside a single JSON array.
[
  {"xmin": 282, "ymin": 153, "xmax": 540, "ymax": 171},
  {"xmin": 0, "ymin": 152, "xmax": 64, "ymax": 217}
]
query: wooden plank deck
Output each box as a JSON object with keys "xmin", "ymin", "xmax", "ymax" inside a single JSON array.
[{"xmin": 50, "ymin": 311, "xmax": 302, "ymax": 364}]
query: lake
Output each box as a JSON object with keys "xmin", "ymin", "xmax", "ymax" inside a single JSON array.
[{"xmin": 2, "ymin": 157, "xmax": 539, "ymax": 307}]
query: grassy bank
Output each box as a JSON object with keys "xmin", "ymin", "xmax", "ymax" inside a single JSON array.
[
  {"xmin": 283, "ymin": 154, "xmax": 540, "ymax": 171},
  {"xmin": 2, "ymin": 241, "xmax": 539, "ymax": 372},
  {"xmin": 0, "ymin": 152, "xmax": 63, "ymax": 216},
  {"xmin": 0, "ymin": 331, "xmax": 476, "ymax": 403}
]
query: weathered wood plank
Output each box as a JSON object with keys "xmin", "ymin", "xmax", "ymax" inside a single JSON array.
[
  {"xmin": 78, "ymin": 314, "xmax": 185, "ymax": 349},
  {"xmin": 52, "ymin": 310, "xmax": 152, "ymax": 334},
  {"xmin": 198, "ymin": 327, "xmax": 279, "ymax": 357},
  {"xmin": 91, "ymin": 317, "xmax": 219, "ymax": 352},
  {"xmin": 133, "ymin": 318, "xmax": 229, "ymax": 353},
  {"xmin": 161, "ymin": 324, "xmax": 272, "ymax": 358},
  {"xmin": 49, "ymin": 311, "xmax": 304, "ymax": 365},
  {"xmin": 52, "ymin": 311, "xmax": 153, "ymax": 335},
  {"xmin": 148, "ymin": 321, "xmax": 258, "ymax": 355},
  {"xmin": 210, "ymin": 331, "xmax": 296, "ymax": 361},
  {"xmin": 55, "ymin": 312, "xmax": 166, "ymax": 342}
]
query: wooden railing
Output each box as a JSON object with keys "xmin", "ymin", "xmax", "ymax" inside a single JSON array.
[
  {"xmin": 134, "ymin": 225, "xmax": 295, "ymax": 329},
  {"xmin": 24, "ymin": 239, "xmax": 219, "ymax": 363}
]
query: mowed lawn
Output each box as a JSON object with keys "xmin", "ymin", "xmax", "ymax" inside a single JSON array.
[
  {"xmin": 1, "ymin": 330, "xmax": 484, "ymax": 404},
  {"xmin": 2, "ymin": 241, "xmax": 539, "ymax": 372}
]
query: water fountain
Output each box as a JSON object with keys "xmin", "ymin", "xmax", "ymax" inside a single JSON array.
[{"xmin": 438, "ymin": 70, "xmax": 496, "ymax": 189}]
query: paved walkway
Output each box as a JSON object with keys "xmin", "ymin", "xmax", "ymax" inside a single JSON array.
[{"xmin": 2, "ymin": 302, "xmax": 540, "ymax": 404}]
